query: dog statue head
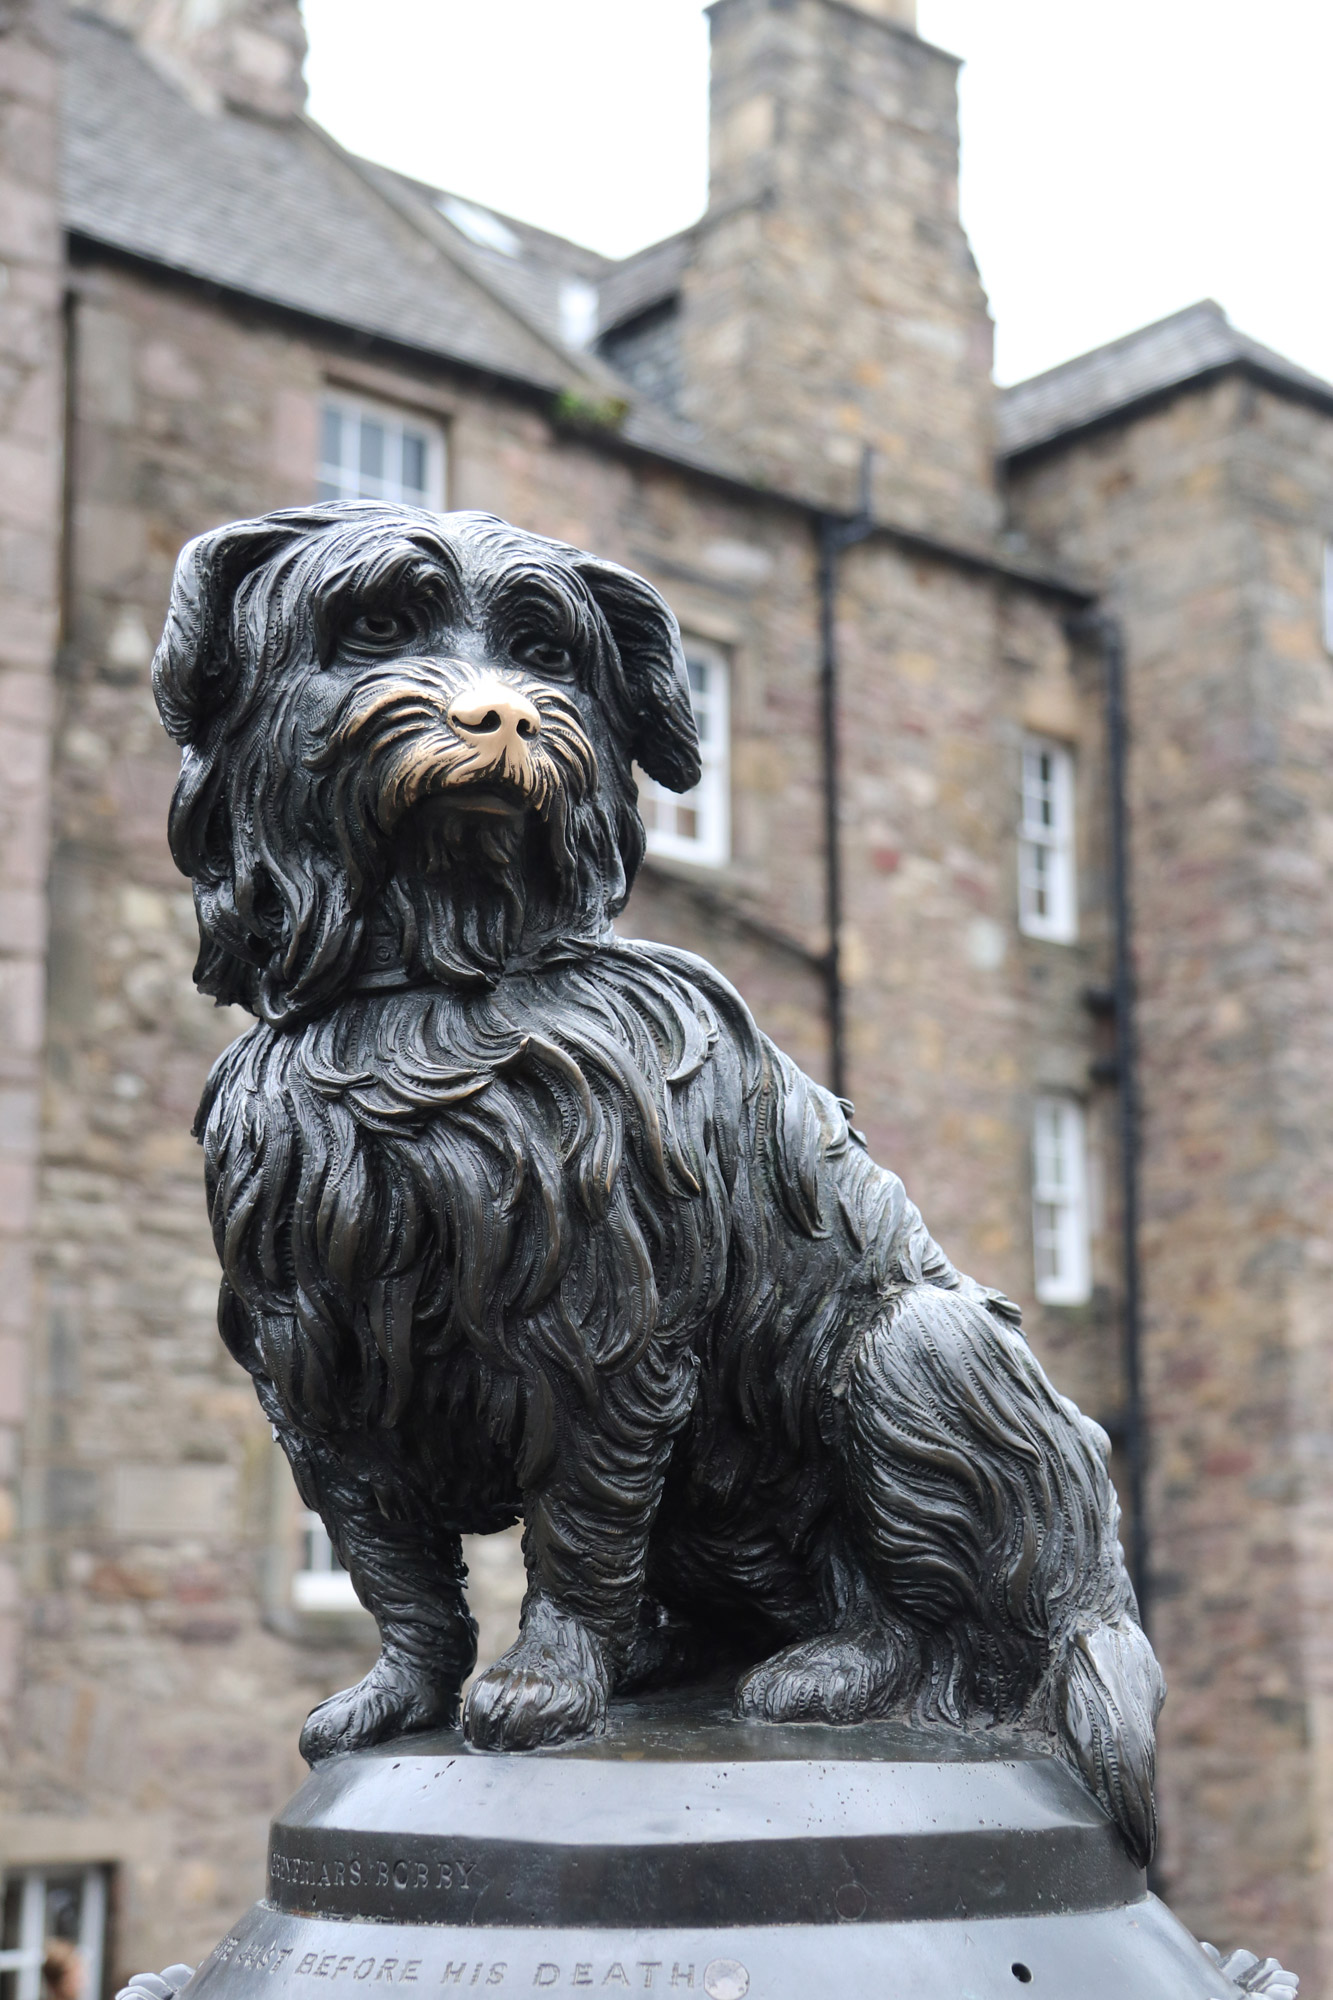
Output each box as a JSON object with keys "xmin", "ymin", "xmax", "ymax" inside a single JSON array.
[{"xmin": 153, "ymin": 504, "xmax": 701, "ymax": 1022}]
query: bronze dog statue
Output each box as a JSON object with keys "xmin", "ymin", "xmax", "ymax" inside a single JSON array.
[{"xmin": 154, "ymin": 502, "xmax": 1164, "ymax": 1865}]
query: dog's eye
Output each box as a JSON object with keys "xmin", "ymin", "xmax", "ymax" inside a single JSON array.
[
  {"xmin": 348, "ymin": 611, "xmax": 412, "ymax": 648},
  {"xmin": 513, "ymin": 636, "xmax": 573, "ymax": 675}
]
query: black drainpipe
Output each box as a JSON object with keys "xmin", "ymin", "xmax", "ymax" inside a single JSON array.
[
  {"xmin": 815, "ymin": 449, "xmax": 876, "ymax": 1102},
  {"xmin": 1070, "ymin": 609, "xmax": 1150, "ymax": 1630},
  {"xmin": 59, "ymin": 285, "xmax": 80, "ymax": 651},
  {"xmin": 813, "ymin": 487, "xmax": 1151, "ymax": 1625}
]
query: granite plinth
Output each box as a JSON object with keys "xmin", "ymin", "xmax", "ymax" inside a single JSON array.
[{"xmin": 186, "ymin": 1689, "xmax": 1240, "ymax": 2000}]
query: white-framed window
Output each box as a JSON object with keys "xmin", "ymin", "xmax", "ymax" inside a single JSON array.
[
  {"xmin": 1018, "ymin": 735, "xmax": 1077, "ymax": 942},
  {"xmin": 1032, "ymin": 1096, "xmax": 1092, "ymax": 1306},
  {"xmin": 316, "ymin": 392, "xmax": 446, "ymax": 511},
  {"xmin": 638, "ymin": 639, "xmax": 730, "ymax": 867},
  {"xmin": 1, "ymin": 1866, "xmax": 108, "ymax": 2000},
  {"xmin": 292, "ymin": 1510, "xmax": 361, "ymax": 1615}
]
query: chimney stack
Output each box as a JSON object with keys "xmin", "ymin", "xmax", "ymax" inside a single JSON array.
[
  {"xmin": 679, "ymin": 0, "xmax": 996, "ymax": 542},
  {"xmin": 847, "ymin": 0, "xmax": 917, "ymax": 22},
  {"xmin": 88, "ymin": 0, "xmax": 308, "ymax": 119}
]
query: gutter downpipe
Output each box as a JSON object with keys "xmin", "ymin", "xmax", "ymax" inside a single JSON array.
[
  {"xmin": 816, "ymin": 449, "xmax": 876, "ymax": 1102},
  {"xmin": 1071, "ymin": 609, "xmax": 1150, "ymax": 1632}
]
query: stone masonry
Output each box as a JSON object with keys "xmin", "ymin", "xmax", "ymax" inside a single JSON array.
[
  {"xmin": 0, "ymin": 0, "xmax": 63, "ymax": 1756},
  {"xmin": 1008, "ymin": 372, "xmax": 1333, "ymax": 1989}
]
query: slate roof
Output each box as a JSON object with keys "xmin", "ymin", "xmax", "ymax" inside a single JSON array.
[
  {"xmin": 597, "ymin": 231, "xmax": 693, "ymax": 335},
  {"xmin": 373, "ymin": 170, "xmax": 615, "ymax": 352},
  {"xmin": 63, "ymin": 9, "xmax": 603, "ymax": 397},
  {"xmin": 61, "ymin": 9, "xmax": 748, "ymax": 485},
  {"xmin": 997, "ymin": 300, "xmax": 1333, "ymax": 459}
]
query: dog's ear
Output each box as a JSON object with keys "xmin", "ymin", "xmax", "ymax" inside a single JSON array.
[
  {"xmin": 574, "ymin": 556, "xmax": 702, "ymax": 793},
  {"xmin": 153, "ymin": 516, "xmax": 298, "ymax": 745}
]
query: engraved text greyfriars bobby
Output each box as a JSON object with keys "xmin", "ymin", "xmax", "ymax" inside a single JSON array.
[{"xmin": 153, "ymin": 504, "xmax": 1164, "ymax": 1866}]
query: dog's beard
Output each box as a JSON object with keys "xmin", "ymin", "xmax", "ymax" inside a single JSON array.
[
  {"xmin": 314, "ymin": 667, "xmax": 622, "ymax": 985},
  {"xmin": 382, "ymin": 794, "xmax": 604, "ymax": 982}
]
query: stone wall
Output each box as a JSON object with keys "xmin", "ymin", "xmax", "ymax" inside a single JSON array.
[
  {"xmin": 0, "ymin": 0, "xmax": 63, "ymax": 1756},
  {"xmin": 5, "ymin": 248, "xmax": 1093, "ymax": 1979},
  {"xmin": 1007, "ymin": 375, "xmax": 1333, "ymax": 1990}
]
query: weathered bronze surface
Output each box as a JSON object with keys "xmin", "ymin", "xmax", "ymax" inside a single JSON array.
[
  {"xmin": 146, "ymin": 503, "xmax": 1297, "ymax": 1996},
  {"xmin": 153, "ymin": 501, "xmax": 1162, "ymax": 1825}
]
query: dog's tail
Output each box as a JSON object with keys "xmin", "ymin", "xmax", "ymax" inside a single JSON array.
[
  {"xmin": 1055, "ymin": 1613, "xmax": 1165, "ymax": 1870},
  {"xmin": 845, "ymin": 1279, "xmax": 1166, "ymax": 1868}
]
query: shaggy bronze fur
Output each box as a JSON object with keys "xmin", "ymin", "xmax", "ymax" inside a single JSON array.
[{"xmin": 155, "ymin": 503, "xmax": 1164, "ymax": 1865}]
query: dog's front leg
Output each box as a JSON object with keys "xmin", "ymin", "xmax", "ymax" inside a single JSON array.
[
  {"xmin": 281, "ymin": 1431, "xmax": 478, "ymax": 1765},
  {"xmin": 463, "ymin": 1397, "xmax": 676, "ymax": 1751}
]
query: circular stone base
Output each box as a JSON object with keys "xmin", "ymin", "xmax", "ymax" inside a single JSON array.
[{"xmin": 186, "ymin": 1687, "xmax": 1242, "ymax": 2000}]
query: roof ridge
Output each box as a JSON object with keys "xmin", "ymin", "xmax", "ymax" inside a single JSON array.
[
  {"xmin": 998, "ymin": 298, "xmax": 1333, "ymax": 459},
  {"xmin": 1001, "ymin": 300, "xmax": 1231, "ymax": 397},
  {"xmin": 377, "ymin": 171, "xmax": 616, "ymax": 273},
  {"xmin": 299, "ymin": 121, "xmax": 626, "ymax": 395},
  {"xmin": 610, "ymin": 223, "xmax": 700, "ymax": 271}
]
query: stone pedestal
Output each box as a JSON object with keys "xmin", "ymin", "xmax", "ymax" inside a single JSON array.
[{"xmin": 183, "ymin": 1689, "xmax": 1243, "ymax": 2000}]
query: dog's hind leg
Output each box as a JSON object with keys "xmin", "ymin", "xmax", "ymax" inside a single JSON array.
[
  {"xmin": 837, "ymin": 1283, "xmax": 1164, "ymax": 1864},
  {"xmin": 281, "ymin": 1430, "xmax": 478, "ymax": 1765},
  {"xmin": 735, "ymin": 1605, "xmax": 918, "ymax": 1724}
]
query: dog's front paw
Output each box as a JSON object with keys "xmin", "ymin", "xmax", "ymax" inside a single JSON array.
[
  {"xmin": 300, "ymin": 1656, "xmax": 459, "ymax": 1764},
  {"xmin": 736, "ymin": 1625, "xmax": 910, "ymax": 1725},
  {"xmin": 463, "ymin": 1596, "xmax": 609, "ymax": 1751}
]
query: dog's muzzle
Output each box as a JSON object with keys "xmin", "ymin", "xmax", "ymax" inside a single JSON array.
[
  {"xmin": 315, "ymin": 661, "xmax": 598, "ymax": 831},
  {"xmin": 443, "ymin": 676, "xmax": 544, "ymax": 796}
]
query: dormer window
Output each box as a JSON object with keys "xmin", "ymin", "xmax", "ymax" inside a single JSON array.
[{"xmin": 559, "ymin": 279, "xmax": 600, "ymax": 351}]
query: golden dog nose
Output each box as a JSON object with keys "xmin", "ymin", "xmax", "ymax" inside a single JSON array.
[{"xmin": 446, "ymin": 681, "xmax": 542, "ymax": 760}]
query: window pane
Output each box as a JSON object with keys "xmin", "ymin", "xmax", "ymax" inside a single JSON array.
[
  {"xmin": 401, "ymin": 431, "xmax": 427, "ymax": 497},
  {"xmin": 1032, "ymin": 1097, "xmax": 1090, "ymax": 1304},
  {"xmin": 42, "ymin": 1882, "xmax": 81, "ymax": 1950},
  {"xmin": 359, "ymin": 418, "xmax": 385, "ymax": 484},
  {"xmin": 640, "ymin": 643, "xmax": 729, "ymax": 866},
  {"xmin": 320, "ymin": 404, "xmax": 342, "ymax": 471},
  {"xmin": 294, "ymin": 1511, "xmax": 359, "ymax": 1613},
  {"xmin": 1018, "ymin": 736, "xmax": 1076, "ymax": 941},
  {"xmin": 1034, "ymin": 1205, "xmax": 1061, "ymax": 1282},
  {"xmin": 0, "ymin": 1870, "xmax": 107, "ymax": 2000},
  {"xmin": 318, "ymin": 396, "xmax": 445, "ymax": 510}
]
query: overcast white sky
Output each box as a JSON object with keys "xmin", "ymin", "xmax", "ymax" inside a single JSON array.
[{"xmin": 304, "ymin": 0, "xmax": 1333, "ymax": 388}]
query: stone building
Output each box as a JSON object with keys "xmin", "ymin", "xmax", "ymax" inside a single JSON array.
[{"xmin": 0, "ymin": 0, "xmax": 1331, "ymax": 1988}]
